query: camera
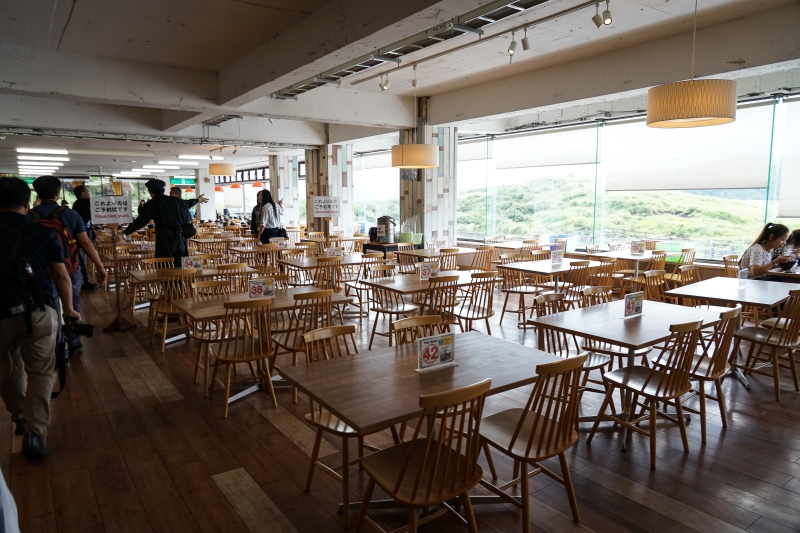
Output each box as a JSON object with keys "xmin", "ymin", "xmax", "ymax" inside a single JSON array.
[{"xmin": 63, "ymin": 318, "xmax": 94, "ymax": 338}]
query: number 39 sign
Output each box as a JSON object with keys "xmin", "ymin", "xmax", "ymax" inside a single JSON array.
[{"xmin": 417, "ymin": 333, "xmax": 456, "ymax": 373}]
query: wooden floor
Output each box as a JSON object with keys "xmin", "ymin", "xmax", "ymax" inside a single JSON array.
[{"xmin": 7, "ymin": 286, "xmax": 800, "ymax": 533}]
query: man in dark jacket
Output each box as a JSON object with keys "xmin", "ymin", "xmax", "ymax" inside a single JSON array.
[
  {"xmin": 115, "ymin": 179, "xmax": 188, "ymax": 266},
  {"xmin": 71, "ymin": 185, "xmax": 96, "ymax": 290}
]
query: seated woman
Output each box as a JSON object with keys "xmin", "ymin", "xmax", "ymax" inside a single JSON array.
[
  {"xmin": 773, "ymin": 228, "xmax": 800, "ymax": 260},
  {"xmin": 741, "ymin": 223, "xmax": 791, "ymax": 279}
]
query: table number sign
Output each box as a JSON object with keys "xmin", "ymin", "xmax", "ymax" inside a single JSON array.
[
  {"xmin": 181, "ymin": 256, "xmax": 203, "ymax": 271},
  {"xmin": 248, "ymin": 278, "xmax": 275, "ymax": 298},
  {"xmin": 220, "ymin": 231, "xmax": 233, "ymax": 238},
  {"xmin": 140, "ymin": 243, "xmax": 154, "ymax": 251},
  {"xmin": 631, "ymin": 241, "xmax": 646, "ymax": 254},
  {"xmin": 417, "ymin": 332, "xmax": 456, "ymax": 373},
  {"xmin": 738, "ymin": 268, "xmax": 749, "ymax": 289},
  {"xmin": 551, "ymin": 250, "xmax": 564, "ymax": 266},
  {"xmin": 324, "ymin": 247, "xmax": 343, "ymax": 257},
  {"xmin": 419, "ymin": 262, "xmax": 439, "ymax": 281},
  {"xmin": 269, "ymin": 237, "xmax": 287, "ymax": 248},
  {"xmin": 624, "ymin": 291, "xmax": 644, "ymax": 318},
  {"xmin": 433, "ymin": 239, "xmax": 447, "ymax": 250}
]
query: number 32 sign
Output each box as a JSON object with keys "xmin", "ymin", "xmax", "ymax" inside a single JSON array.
[{"xmin": 417, "ymin": 333, "xmax": 456, "ymax": 373}]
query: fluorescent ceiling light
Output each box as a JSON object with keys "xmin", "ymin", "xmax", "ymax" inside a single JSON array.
[
  {"xmin": 178, "ymin": 154, "xmax": 224, "ymax": 160},
  {"xmin": 18, "ymin": 161, "xmax": 64, "ymax": 167},
  {"xmin": 158, "ymin": 160, "xmax": 198, "ymax": 165},
  {"xmin": 114, "ymin": 173, "xmax": 141, "ymax": 177},
  {"xmin": 143, "ymin": 165, "xmax": 179, "ymax": 170},
  {"xmin": 16, "ymin": 148, "xmax": 69, "ymax": 155},
  {"xmin": 133, "ymin": 168, "xmax": 164, "ymax": 173},
  {"xmin": 18, "ymin": 155, "xmax": 69, "ymax": 162},
  {"xmin": 19, "ymin": 167, "xmax": 59, "ymax": 171}
]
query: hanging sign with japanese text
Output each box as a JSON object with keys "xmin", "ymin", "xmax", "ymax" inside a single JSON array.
[
  {"xmin": 90, "ymin": 196, "xmax": 133, "ymax": 225},
  {"xmin": 312, "ymin": 196, "xmax": 341, "ymax": 217}
]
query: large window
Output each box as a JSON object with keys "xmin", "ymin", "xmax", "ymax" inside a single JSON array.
[
  {"xmin": 456, "ymin": 97, "xmax": 798, "ymax": 260},
  {"xmin": 353, "ymin": 153, "xmax": 399, "ymax": 234}
]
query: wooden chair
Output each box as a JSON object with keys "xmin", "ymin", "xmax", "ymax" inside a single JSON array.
[
  {"xmin": 271, "ymin": 289, "xmax": 333, "ymax": 403},
  {"xmin": 643, "ymin": 270, "xmax": 671, "ymax": 302},
  {"xmin": 589, "ymin": 257, "xmax": 622, "ymax": 292},
  {"xmin": 149, "ymin": 268, "xmax": 194, "ymax": 353},
  {"xmin": 396, "ymin": 251, "xmax": 418, "ymax": 275},
  {"xmin": 622, "ymin": 250, "xmax": 667, "ymax": 294},
  {"xmin": 454, "ymin": 272, "xmax": 496, "ymax": 334},
  {"xmin": 308, "ymin": 231, "xmax": 324, "ymax": 239},
  {"xmin": 479, "ymin": 357, "xmax": 585, "ymax": 530},
  {"xmin": 189, "ymin": 280, "xmax": 232, "ymax": 397},
  {"xmin": 498, "ymin": 256, "xmax": 540, "ymax": 327},
  {"xmin": 344, "ymin": 253, "xmax": 384, "ymax": 322},
  {"xmin": 585, "ymin": 244, "xmax": 600, "ymax": 254},
  {"xmin": 665, "ymin": 248, "xmax": 696, "ymax": 285},
  {"xmin": 390, "ymin": 315, "xmax": 444, "ymax": 345},
  {"xmin": 208, "ymin": 299, "xmax": 274, "ymax": 417},
  {"xmin": 554, "ymin": 237, "xmax": 568, "ymax": 251},
  {"xmin": 354, "ymin": 379, "xmax": 491, "ymax": 533},
  {"xmin": 303, "ymin": 325, "xmax": 381, "ymax": 528},
  {"xmin": 723, "ymin": 255, "xmax": 740, "ymax": 278},
  {"xmin": 732, "ymin": 290, "xmax": 800, "ymax": 402},
  {"xmin": 130, "ymin": 256, "xmax": 176, "ymax": 309},
  {"xmin": 215, "ymin": 262, "xmax": 249, "ymax": 293},
  {"xmin": 461, "ymin": 246, "xmax": 493, "ymax": 272},
  {"xmin": 587, "ymin": 320, "xmax": 704, "ymax": 469},
  {"xmin": 285, "ymin": 226, "xmax": 301, "ymax": 245},
  {"xmin": 198, "ymin": 253, "xmax": 225, "ymax": 267},
  {"xmin": 311, "ymin": 256, "xmax": 343, "ymax": 292},
  {"xmin": 368, "ymin": 265, "xmax": 419, "ymax": 349},
  {"xmin": 295, "ymin": 241, "xmax": 318, "ymax": 258},
  {"xmin": 581, "ymin": 285, "xmax": 613, "ymax": 307},
  {"xmin": 653, "ymin": 307, "xmax": 740, "ymax": 442},
  {"xmin": 419, "ymin": 275, "xmax": 461, "ymax": 332},
  {"xmin": 561, "ymin": 261, "xmax": 591, "ymax": 308},
  {"xmin": 438, "ymin": 248, "xmax": 459, "ymax": 271}
]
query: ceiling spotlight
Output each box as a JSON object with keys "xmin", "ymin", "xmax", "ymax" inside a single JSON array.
[
  {"xmin": 16, "ymin": 148, "xmax": 68, "ymax": 155},
  {"xmin": 508, "ymin": 32, "xmax": 517, "ymax": 56},
  {"xmin": 603, "ymin": 0, "xmax": 612, "ymax": 24},
  {"xmin": 378, "ymin": 75, "xmax": 385, "ymax": 91},
  {"xmin": 411, "ymin": 64, "xmax": 418, "ymax": 88},
  {"xmin": 592, "ymin": 2, "xmax": 603, "ymax": 28},
  {"xmin": 521, "ymin": 28, "xmax": 530, "ymax": 51}
]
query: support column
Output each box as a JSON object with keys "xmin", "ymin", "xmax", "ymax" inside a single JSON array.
[
  {"xmin": 304, "ymin": 144, "xmax": 354, "ymax": 236},
  {"xmin": 269, "ymin": 155, "xmax": 301, "ymax": 227},
  {"xmin": 399, "ymin": 97, "xmax": 457, "ymax": 246},
  {"xmin": 194, "ymin": 168, "xmax": 216, "ymax": 221}
]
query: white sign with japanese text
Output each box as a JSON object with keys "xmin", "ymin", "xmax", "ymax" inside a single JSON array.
[
  {"xmin": 624, "ymin": 291, "xmax": 644, "ymax": 318},
  {"xmin": 90, "ymin": 196, "xmax": 133, "ymax": 225},
  {"xmin": 248, "ymin": 278, "xmax": 275, "ymax": 298},
  {"xmin": 312, "ymin": 196, "xmax": 341, "ymax": 217},
  {"xmin": 417, "ymin": 333, "xmax": 456, "ymax": 373}
]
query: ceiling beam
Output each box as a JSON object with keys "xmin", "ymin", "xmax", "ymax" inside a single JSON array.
[
  {"xmin": 429, "ymin": 3, "xmax": 800, "ymax": 126},
  {"xmin": 217, "ymin": 0, "xmax": 489, "ymax": 107}
]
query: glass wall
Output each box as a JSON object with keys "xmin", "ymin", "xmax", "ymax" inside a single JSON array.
[
  {"xmin": 353, "ymin": 153, "xmax": 400, "ymax": 234},
  {"xmin": 456, "ymin": 97, "xmax": 798, "ymax": 260}
]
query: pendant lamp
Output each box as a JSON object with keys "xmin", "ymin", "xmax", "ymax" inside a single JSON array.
[
  {"xmin": 214, "ymin": 186, "xmax": 223, "ymax": 192},
  {"xmin": 390, "ymin": 65, "xmax": 439, "ymax": 169},
  {"xmin": 209, "ymin": 163, "xmax": 236, "ymax": 176},
  {"xmin": 252, "ymin": 181, "xmax": 264, "ymax": 187},
  {"xmin": 185, "ymin": 187, "xmax": 194, "ymax": 193},
  {"xmin": 231, "ymin": 183, "xmax": 241, "ymax": 189},
  {"xmin": 646, "ymin": 0, "xmax": 736, "ymax": 128}
]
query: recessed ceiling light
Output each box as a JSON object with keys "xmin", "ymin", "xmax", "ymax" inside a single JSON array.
[
  {"xmin": 16, "ymin": 148, "xmax": 69, "ymax": 155},
  {"xmin": 158, "ymin": 160, "xmax": 198, "ymax": 165},
  {"xmin": 143, "ymin": 165, "xmax": 179, "ymax": 169},
  {"xmin": 179, "ymin": 154, "xmax": 224, "ymax": 160},
  {"xmin": 18, "ymin": 155, "xmax": 69, "ymax": 161}
]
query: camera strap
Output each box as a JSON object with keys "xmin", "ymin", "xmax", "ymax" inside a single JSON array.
[{"xmin": 51, "ymin": 341, "xmax": 67, "ymax": 399}]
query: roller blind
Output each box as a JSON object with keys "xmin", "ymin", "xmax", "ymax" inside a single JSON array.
[
  {"xmin": 604, "ymin": 102, "xmax": 774, "ymax": 191},
  {"xmin": 494, "ymin": 125, "xmax": 598, "ymax": 169},
  {"xmin": 457, "ymin": 139, "xmax": 492, "ymax": 162},
  {"xmin": 356, "ymin": 152, "xmax": 392, "ymax": 170},
  {"xmin": 777, "ymin": 100, "xmax": 800, "ymax": 217}
]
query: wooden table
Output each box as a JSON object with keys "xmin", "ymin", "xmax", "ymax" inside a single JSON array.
[
  {"xmin": 228, "ymin": 245, "xmax": 302, "ymax": 257},
  {"xmin": 591, "ymin": 249, "xmax": 677, "ymax": 277},
  {"xmin": 360, "ymin": 270, "xmax": 478, "ymax": 295},
  {"xmin": 501, "ymin": 258, "xmax": 601, "ymax": 292},
  {"xmin": 492, "ymin": 241, "xmax": 551, "ymax": 251},
  {"xmin": 190, "ymin": 237, "xmax": 244, "ymax": 245},
  {"xmin": 394, "ymin": 247, "xmax": 474, "ymax": 261},
  {"xmin": 129, "ymin": 266, "xmax": 258, "ymax": 284},
  {"xmin": 361, "ymin": 242, "xmax": 421, "ymax": 258},
  {"xmin": 279, "ymin": 330, "xmax": 560, "ymax": 511},
  {"xmin": 530, "ymin": 300, "xmax": 724, "ymax": 446},
  {"xmin": 666, "ymin": 277, "xmax": 800, "ymax": 389},
  {"xmin": 766, "ymin": 266, "xmax": 800, "ymax": 280},
  {"xmin": 278, "ymin": 253, "xmax": 367, "ymax": 270}
]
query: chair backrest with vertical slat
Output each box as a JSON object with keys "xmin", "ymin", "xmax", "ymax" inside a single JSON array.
[
  {"xmin": 679, "ymin": 264, "xmax": 701, "ymax": 285},
  {"xmin": 468, "ymin": 246, "xmax": 494, "ymax": 272},
  {"xmin": 525, "ymin": 249, "xmax": 551, "ymax": 262},
  {"xmin": 564, "ymin": 261, "xmax": 591, "ymax": 300},
  {"xmin": 156, "ymin": 269, "xmax": 195, "ymax": 308},
  {"xmin": 647, "ymin": 320, "xmax": 703, "ymax": 397},
  {"xmin": 438, "ymin": 248, "xmax": 459, "ymax": 271},
  {"xmin": 648, "ymin": 250, "xmax": 667, "ymax": 271},
  {"xmin": 192, "ymin": 280, "xmax": 231, "ymax": 299},
  {"xmin": 397, "ymin": 252, "xmax": 418, "ymax": 275},
  {"xmin": 592, "ymin": 258, "xmax": 617, "ymax": 287},
  {"xmin": 767, "ymin": 290, "xmax": 800, "ymax": 347},
  {"xmin": 678, "ymin": 248, "xmax": 696, "ymax": 266},
  {"xmin": 585, "ymin": 244, "xmax": 600, "ymax": 254},
  {"xmin": 581, "ymin": 286, "xmax": 612, "ymax": 307},
  {"xmin": 421, "ymin": 275, "xmax": 460, "ymax": 323},
  {"xmin": 288, "ymin": 289, "xmax": 333, "ymax": 340},
  {"xmin": 509, "ymin": 356, "xmax": 586, "ymax": 459},
  {"xmin": 256, "ymin": 244, "xmax": 281, "ymax": 273},
  {"xmin": 216, "ymin": 299, "xmax": 273, "ymax": 363},
  {"xmin": 308, "ymin": 231, "xmax": 324, "ymax": 239},
  {"xmin": 303, "ymin": 325, "xmax": 357, "ymax": 364},
  {"xmin": 644, "ymin": 270, "xmax": 668, "ymax": 302},
  {"xmin": 607, "ymin": 242, "xmax": 624, "ymax": 251},
  {"xmin": 723, "ymin": 255, "xmax": 740, "ymax": 278},
  {"xmin": 143, "ymin": 257, "xmax": 177, "ymax": 270},
  {"xmin": 694, "ymin": 306, "xmax": 740, "ymax": 378},
  {"xmin": 390, "ymin": 379, "xmax": 491, "ymax": 505},
  {"xmin": 199, "ymin": 253, "xmax": 224, "ymax": 267},
  {"xmin": 534, "ymin": 293, "xmax": 570, "ymax": 356},
  {"xmin": 216, "ymin": 262, "xmax": 249, "ymax": 292},
  {"xmin": 392, "ymin": 315, "xmax": 444, "ymax": 345},
  {"xmin": 312, "ymin": 256, "xmax": 343, "ymax": 291},
  {"xmin": 458, "ymin": 272, "xmax": 497, "ymax": 316}
]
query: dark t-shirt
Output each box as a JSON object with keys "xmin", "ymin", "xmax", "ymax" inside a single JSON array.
[
  {"xmin": 0, "ymin": 211, "xmax": 64, "ymax": 310},
  {"xmin": 72, "ymin": 197, "xmax": 91, "ymax": 225},
  {"xmin": 124, "ymin": 194, "xmax": 186, "ymax": 235}
]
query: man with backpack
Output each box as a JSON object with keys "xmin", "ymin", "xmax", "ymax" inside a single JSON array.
[
  {"xmin": 31, "ymin": 176, "xmax": 107, "ymax": 354},
  {"xmin": 0, "ymin": 177, "xmax": 80, "ymax": 460},
  {"xmin": 71, "ymin": 185, "xmax": 98, "ymax": 290}
]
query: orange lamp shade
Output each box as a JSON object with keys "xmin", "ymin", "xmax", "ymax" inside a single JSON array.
[
  {"xmin": 252, "ymin": 181, "xmax": 264, "ymax": 187},
  {"xmin": 231, "ymin": 183, "xmax": 241, "ymax": 189},
  {"xmin": 214, "ymin": 186, "xmax": 223, "ymax": 192},
  {"xmin": 185, "ymin": 188, "xmax": 194, "ymax": 193}
]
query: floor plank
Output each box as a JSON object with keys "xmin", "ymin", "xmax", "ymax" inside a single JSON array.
[{"xmin": 212, "ymin": 467, "xmax": 299, "ymax": 533}]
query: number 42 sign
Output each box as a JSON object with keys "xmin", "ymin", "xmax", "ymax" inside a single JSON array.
[{"xmin": 417, "ymin": 333, "xmax": 456, "ymax": 373}]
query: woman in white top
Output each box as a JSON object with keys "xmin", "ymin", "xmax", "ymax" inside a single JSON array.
[
  {"xmin": 257, "ymin": 189, "xmax": 284, "ymax": 244},
  {"xmin": 740, "ymin": 222, "xmax": 790, "ymax": 279}
]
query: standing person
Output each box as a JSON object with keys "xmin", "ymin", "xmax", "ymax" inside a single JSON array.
[
  {"xmin": 71, "ymin": 185, "xmax": 97, "ymax": 290},
  {"xmin": 740, "ymin": 222, "xmax": 791, "ymax": 280},
  {"xmin": 116, "ymin": 179, "xmax": 188, "ymax": 266},
  {"xmin": 31, "ymin": 176, "xmax": 107, "ymax": 354},
  {"xmin": 137, "ymin": 199, "xmax": 146, "ymax": 215},
  {"xmin": 250, "ymin": 190, "xmax": 263, "ymax": 236},
  {"xmin": 257, "ymin": 190, "xmax": 283, "ymax": 244},
  {"xmin": 0, "ymin": 177, "xmax": 80, "ymax": 460},
  {"xmin": 169, "ymin": 187, "xmax": 208, "ymax": 220}
]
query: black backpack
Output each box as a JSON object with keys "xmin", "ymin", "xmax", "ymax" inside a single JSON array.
[{"xmin": 0, "ymin": 220, "xmax": 46, "ymax": 330}]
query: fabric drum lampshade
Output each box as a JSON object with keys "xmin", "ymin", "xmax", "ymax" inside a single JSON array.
[
  {"xmin": 647, "ymin": 79, "xmax": 737, "ymax": 128},
  {"xmin": 391, "ymin": 144, "xmax": 439, "ymax": 168},
  {"xmin": 209, "ymin": 163, "xmax": 236, "ymax": 176}
]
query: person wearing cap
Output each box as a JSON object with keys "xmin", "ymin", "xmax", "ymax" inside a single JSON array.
[{"xmin": 115, "ymin": 179, "xmax": 189, "ymax": 266}]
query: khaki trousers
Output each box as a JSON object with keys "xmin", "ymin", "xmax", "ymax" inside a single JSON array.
[{"xmin": 0, "ymin": 307, "xmax": 57, "ymax": 440}]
